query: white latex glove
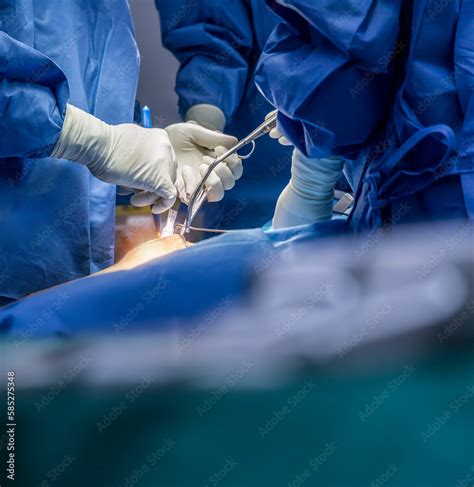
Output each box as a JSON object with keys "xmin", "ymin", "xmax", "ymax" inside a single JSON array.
[
  {"xmin": 265, "ymin": 110, "xmax": 292, "ymax": 146},
  {"xmin": 131, "ymin": 122, "xmax": 243, "ymax": 209},
  {"xmin": 184, "ymin": 104, "xmax": 244, "ymax": 201},
  {"xmin": 272, "ymin": 149, "xmax": 345, "ymax": 229},
  {"xmin": 51, "ymin": 104, "xmax": 177, "ymax": 213},
  {"xmin": 170, "ymin": 122, "xmax": 243, "ymax": 203},
  {"xmin": 185, "ymin": 104, "xmax": 226, "ymax": 132}
]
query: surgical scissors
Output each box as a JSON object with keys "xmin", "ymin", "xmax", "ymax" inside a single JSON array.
[{"xmin": 174, "ymin": 111, "xmax": 278, "ymax": 235}]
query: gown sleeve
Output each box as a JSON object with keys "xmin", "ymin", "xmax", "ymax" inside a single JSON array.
[
  {"xmin": 155, "ymin": 0, "xmax": 255, "ymax": 122},
  {"xmin": 454, "ymin": 2, "xmax": 474, "ymax": 162},
  {"xmin": 0, "ymin": 31, "xmax": 69, "ymax": 159},
  {"xmin": 255, "ymin": 0, "xmax": 406, "ymax": 159}
]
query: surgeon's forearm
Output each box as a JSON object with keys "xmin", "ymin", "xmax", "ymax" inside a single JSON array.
[
  {"xmin": 272, "ymin": 150, "xmax": 345, "ymax": 229},
  {"xmin": 156, "ymin": 0, "xmax": 253, "ymax": 121},
  {"xmin": 0, "ymin": 32, "xmax": 69, "ymax": 159}
]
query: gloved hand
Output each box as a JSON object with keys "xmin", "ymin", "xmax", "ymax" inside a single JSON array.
[
  {"xmin": 272, "ymin": 149, "xmax": 345, "ymax": 229},
  {"xmin": 130, "ymin": 122, "xmax": 243, "ymax": 209},
  {"xmin": 140, "ymin": 102, "xmax": 241, "ymax": 206},
  {"xmin": 265, "ymin": 110, "xmax": 292, "ymax": 146},
  {"xmin": 52, "ymin": 104, "xmax": 178, "ymax": 213},
  {"xmin": 185, "ymin": 104, "xmax": 226, "ymax": 132},
  {"xmin": 183, "ymin": 104, "xmax": 244, "ymax": 201},
  {"xmin": 168, "ymin": 122, "xmax": 243, "ymax": 203}
]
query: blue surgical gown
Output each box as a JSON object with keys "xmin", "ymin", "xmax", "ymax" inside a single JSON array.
[
  {"xmin": 0, "ymin": 1, "xmax": 140, "ymax": 304},
  {"xmin": 155, "ymin": 0, "xmax": 292, "ymax": 231},
  {"xmin": 255, "ymin": 0, "xmax": 474, "ymax": 229}
]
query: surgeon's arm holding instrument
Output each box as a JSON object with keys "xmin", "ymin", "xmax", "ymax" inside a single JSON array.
[
  {"xmin": 254, "ymin": 1, "xmax": 405, "ymax": 230},
  {"xmin": 52, "ymin": 104, "xmax": 243, "ymax": 215},
  {"xmin": 174, "ymin": 110, "xmax": 347, "ymax": 233},
  {"xmin": 134, "ymin": 106, "xmax": 243, "ymax": 237},
  {"xmin": 0, "ymin": 31, "xmax": 243, "ymax": 215},
  {"xmin": 175, "ymin": 111, "xmax": 278, "ymax": 235},
  {"xmin": 156, "ymin": 0, "xmax": 254, "ymax": 134}
]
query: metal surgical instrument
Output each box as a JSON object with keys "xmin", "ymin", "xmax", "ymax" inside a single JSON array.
[{"xmin": 174, "ymin": 111, "xmax": 278, "ymax": 235}]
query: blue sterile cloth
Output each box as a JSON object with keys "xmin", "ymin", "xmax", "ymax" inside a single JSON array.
[
  {"xmin": 255, "ymin": 0, "xmax": 474, "ymax": 229},
  {"xmin": 0, "ymin": 1, "xmax": 140, "ymax": 304},
  {"xmin": 0, "ymin": 221, "xmax": 347, "ymax": 340}
]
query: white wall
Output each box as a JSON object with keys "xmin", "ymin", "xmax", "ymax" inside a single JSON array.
[{"xmin": 130, "ymin": 0, "xmax": 181, "ymax": 126}]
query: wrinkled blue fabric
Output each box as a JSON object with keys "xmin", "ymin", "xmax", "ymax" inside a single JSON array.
[
  {"xmin": 156, "ymin": 0, "xmax": 292, "ymax": 230},
  {"xmin": 256, "ymin": 0, "xmax": 404, "ymax": 161},
  {"xmin": 0, "ymin": 1, "xmax": 140, "ymax": 303},
  {"xmin": 256, "ymin": 0, "xmax": 474, "ymax": 230},
  {"xmin": 0, "ymin": 221, "xmax": 347, "ymax": 340},
  {"xmin": 352, "ymin": 0, "xmax": 474, "ymax": 228}
]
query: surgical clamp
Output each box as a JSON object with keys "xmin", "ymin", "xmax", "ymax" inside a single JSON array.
[{"xmin": 173, "ymin": 111, "xmax": 278, "ymax": 236}]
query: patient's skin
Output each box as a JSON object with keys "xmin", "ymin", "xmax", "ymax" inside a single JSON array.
[
  {"xmin": 99, "ymin": 235, "xmax": 192, "ymax": 275},
  {"xmin": 26, "ymin": 236, "xmax": 191, "ymax": 298}
]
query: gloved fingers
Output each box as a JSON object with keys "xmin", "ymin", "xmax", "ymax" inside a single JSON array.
[
  {"xmin": 201, "ymin": 146, "xmax": 214, "ymax": 159},
  {"xmin": 175, "ymin": 171, "xmax": 187, "ymax": 204},
  {"xmin": 185, "ymin": 123, "xmax": 238, "ymax": 150},
  {"xmin": 269, "ymin": 127, "xmax": 292, "ymax": 146},
  {"xmin": 266, "ymin": 110, "xmax": 292, "ymax": 144},
  {"xmin": 212, "ymin": 146, "xmax": 243, "ymax": 180},
  {"xmin": 199, "ymin": 164, "xmax": 224, "ymax": 202},
  {"xmin": 151, "ymin": 190, "xmax": 177, "ymax": 214},
  {"xmin": 213, "ymin": 163, "xmax": 235, "ymax": 191},
  {"xmin": 269, "ymin": 127, "xmax": 281, "ymax": 140},
  {"xmin": 202, "ymin": 155, "xmax": 237, "ymax": 190},
  {"xmin": 130, "ymin": 190, "xmax": 158, "ymax": 207},
  {"xmin": 180, "ymin": 165, "xmax": 202, "ymax": 204},
  {"xmin": 265, "ymin": 109, "xmax": 277, "ymax": 121},
  {"xmin": 130, "ymin": 187, "xmax": 177, "ymax": 214},
  {"xmin": 117, "ymin": 186, "xmax": 135, "ymax": 196}
]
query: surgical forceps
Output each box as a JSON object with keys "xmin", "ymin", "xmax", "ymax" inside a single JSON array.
[{"xmin": 172, "ymin": 111, "xmax": 278, "ymax": 236}]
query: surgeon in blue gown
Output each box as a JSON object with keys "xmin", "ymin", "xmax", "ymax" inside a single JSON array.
[
  {"xmin": 155, "ymin": 0, "xmax": 293, "ymax": 231},
  {"xmin": 255, "ymin": 0, "xmax": 474, "ymax": 230},
  {"xmin": 0, "ymin": 0, "xmax": 243, "ymax": 305},
  {"xmin": 2, "ymin": 0, "xmax": 473, "ymax": 338}
]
